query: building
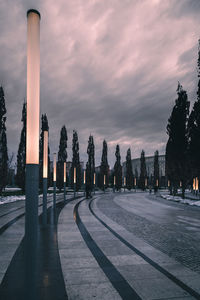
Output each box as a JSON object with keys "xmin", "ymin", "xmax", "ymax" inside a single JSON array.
[{"xmin": 122, "ymin": 154, "xmax": 166, "ymax": 186}]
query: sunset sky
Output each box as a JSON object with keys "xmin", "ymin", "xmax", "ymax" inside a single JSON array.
[{"xmin": 0, "ymin": 0, "xmax": 200, "ymax": 167}]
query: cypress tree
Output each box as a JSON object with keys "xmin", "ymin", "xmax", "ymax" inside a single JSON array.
[
  {"xmin": 153, "ymin": 150, "xmax": 159, "ymax": 187},
  {"xmin": 57, "ymin": 125, "xmax": 68, "ymax": 191},
  {"xmin": 39, "ymin": 114, "xmax": 51, "ymax": 190},
  {"xmin": 166, "ymin": 82, "xmax": 189, "ymax": 198},
  {"xmin": 114, "ymin": 144, "xmax": 122, "ymax": 191},
  {"xmin": 100, "ymin": 140, "xmax": 109, "ymax": 189},
  {"xmin": 16, "ymin": 101, "xmax": 26, "ymax": 192},
  {"xmin": 86, "ymin": 135, "xmax": 95, "ymax": 197},
  {"xmin": 126, "ymin": 148, "xmax": 133, "ymax": 190},
  {"xmin": 139, "ymin": 150, "xmax": 147, "ymax": 190},
  {"xmin": 70, "ymin": 130, "xmax": 81, "ymax": 191},
  {"xmin": 0, "ymin": 86, "xmax": 8, "ymax": 193},
  {"xmin": 188, "ymin": 40, "xmax": 200, "ymax": 183}
]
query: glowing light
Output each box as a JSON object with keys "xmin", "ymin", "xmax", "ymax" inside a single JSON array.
[
  {"xmin": 43, "ymin": 131, "xmax": 48, "ymax": 178},
  {"xmin": 134, "ymin": 178, "xmax": 136, "ymax": 186},
  {"xmin": 124, "ymin": 177, "xmax": 126, "ymax": 186},
  {"xmin": 104, "ymin": 175, "xmax": 106, "ymax": 185},
  {"xmin": 180, "ymin": 181, "xmax": 182, "ymax": 187},
  {"xmin": 84, "ymin": 170, "xmax": 86, "ymax": 184},
  {"xmin": 156, "ymin": 179, "xmax": 158, "ymax": 187},
  {"xmin": 26, "ymin": 10, "xmax": 40, "ymax": 164},
  {"xmin": 196, "ymin": 177, "xmax": 199, "ymax": 191},
  {"xmin": 114, "ymin": 176, "xmax": 116, "ymax": 185},
  {"xmin": 168, "ymin": 180, "xmax": 170, "ymax": 187},
  {"xmin": 64, "ymin": 162, "xmax": 66, "ymax": 183},
  {"xmin": 74, "ymin": 167, "xmax": 76, "ymax": 184},
  {"xmin": 53, "ymin": 153, "xmax": 56, "ymax": 182},
  {"xmin": 145, "ymin": 178, "xmax": 147, "ymax": 186},
  {"xmin": 94, "ymin": 173, "xmax": 96, "ymax": 185}
]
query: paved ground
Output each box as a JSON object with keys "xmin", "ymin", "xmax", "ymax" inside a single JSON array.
[{"xmin": 0, "ymin": 191, "xmax": 200, "ymax": 299}]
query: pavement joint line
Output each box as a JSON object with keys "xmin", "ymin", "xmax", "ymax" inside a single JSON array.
[
  {"xmin": 0, "ymin": 197, "xmax": 64, "ymax": 236},
  {"xmin": 73, "ymin": 198, "xmax": 143, "ymax": 300},
  {"xmin": 89, "ymin": 196, "xmax": 200, "ymax": 300},
  {"xmin": 0, "ymin": 195, "xmax": 83, "ymax": 299}
]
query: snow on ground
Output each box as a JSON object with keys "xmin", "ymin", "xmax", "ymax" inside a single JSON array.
[
  {"xmin": 161, "ymin": 194, "xmax": 200, "ymax": 207},
  {"xmin": 0, "ymin": 194, "xmax": 44, "ymax": 205}
]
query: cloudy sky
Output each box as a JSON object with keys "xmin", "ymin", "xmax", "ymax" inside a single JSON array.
[{"xmin": 0, "ymin": 0, "xmax": 200, "ymax": 168}]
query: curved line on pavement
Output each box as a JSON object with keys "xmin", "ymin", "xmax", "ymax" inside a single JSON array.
[
  {"xmin": 74, "ymin": 199, "xmax": 142, "ymax": 300},
  {"xmin": 89, "ymin": 197, "xmax": 200, "ymax": 300}
]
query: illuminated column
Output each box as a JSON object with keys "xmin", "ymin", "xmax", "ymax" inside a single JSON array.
[
  {"xmin": 64, "ymin": 162, "xmax": 66, "ymax": 201},
  {"xmin": 93, "ymin": 173, "xmax": 96, "ymax": 194},
  {"xmin": 124, "ymin": 177, "xmax": 126, "ymax": 192},
  {"xmin": 25, "ymin": 9, "xmax": 41, "ymax": 247},
  {"xmin": 74, "ymin": 167, "xmax": 76, "ymax": 198},
  {"xmin": 43, "ymin": 130, "xmax": 48, "ymax": 225},
  {"xmin": 156, "ymin": 179, "xmax": 159, "ymax": 187},
  {"xmin": 180, "ymin": 181, "xmax": 182, "ymax": 188},
  {"xmin": 83, "ymin": 170, "xmax": 86, "ymax": 196},
  {"xmin": 53, "ymin": 153, "xmax": 56, "ymax": 209},
  {"xmin": 134, "ymin": 177, "xmax": 137, "ymax": 192},
  {"xmin": 104, "ymin": 174, "xmax": 106, "ymax": 193},
  {"xmin": 145, "ymin": 178, "xmax": 147, "ymax": 189},
  {"xmin": 168, "ymin": 180, "xmax": 170, "ymax": 188},
  {"xmin": 113, "ymin": 175, "xmax": 116, "ymax": 193}
]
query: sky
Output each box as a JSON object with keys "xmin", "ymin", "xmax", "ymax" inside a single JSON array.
[{"xmin": 0, "ymin": 0, "xmax": 200, "ymax": 168}]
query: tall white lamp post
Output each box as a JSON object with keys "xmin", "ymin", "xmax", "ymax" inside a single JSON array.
[
  {"xmin": 43, "ymin": 130, "xmax": 48, "ymax": 225},
  {"xmin": 74, "ymin": 167, "xmax": 76, "ymax": 198},
  {"xmin": 25, "ymin": 8, "xmax": 41, "ymax": 246},
  {"xmin": 64, "ymin": 162, "xmax": 66, "ymax": 201},
  {"xmin": 53, "ymin": 153, "xmax": 56, "ymax": 209}
]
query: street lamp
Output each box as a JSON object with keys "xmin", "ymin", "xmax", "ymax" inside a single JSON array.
[
  {"xmin": 93, "ymin": 172, "xmax": 96, "ymax": 195},
  {"xmin": 134, "ymin": 177, "xmax": 136, "ymax": 192},
  {"xmin": 83, "ymin": 169, "xmax": 86, "ymax": 196},
  {"xmin": 64, "ymin": 162, "xmax": 66, "ymax": 201},
  {"xmin": 145, "ymin": 178, "xmax": 147, "ymax": 189},
  {"xmin": 53, "ymin": 153, "xmax": 56, "ymax": 209},
  {"xmin": 43, "ymin": 130, "xmax": 48, "ymax": 225},
  {"xmin": 25, "ymin": 10, "xmax": 40, "ymax": 300},
  {"xmin": 25, "ymin": 8, "xmax": 40, "ymax": 247},
  {"xmin": 74, "ymin": 167, "xmax": 76, "ymax": 198}
]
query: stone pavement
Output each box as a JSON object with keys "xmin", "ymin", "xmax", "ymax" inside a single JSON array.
[
  {"xmin": 58, "ymin": 194, "xmax": 200, "ymax": 300},
  {"xmin": 1, "ymin": 191, "xmax": 200, "ymax": 299}
]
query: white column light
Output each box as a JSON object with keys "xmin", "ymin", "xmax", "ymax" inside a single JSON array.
[
  {"xmin": 74, "ymin": 167, "xmax": 76, "ymax": 184},
  {"xmin": 53, "ymin": 153, "xmax": 56, "ymax": 182},
  {"xmin": 43, "ymin": 131, "xmax": 48, "ymax": 178},
  {"xmin": 26, "ymin": 10, "xmax": 40, "ymax": 164},
  {"xmin": 64, "ymin": 162, "xmax": 66, "ymax": 183}
]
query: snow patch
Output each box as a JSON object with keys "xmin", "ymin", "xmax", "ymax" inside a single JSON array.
[{"xmin": 161, "ymin": 194, "xmax": 200, "ymax": 207}]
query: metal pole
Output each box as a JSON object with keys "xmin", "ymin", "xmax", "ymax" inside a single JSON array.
[
  {"xmin": 43, "ymin": 178, "xmax": 47, "ymax": 225},
  {"xmin": 64, "ymin": 181, "xmax": 66, "ymax": 201},
  {"xmin": 74, "ymin": 183, "xmax": 76, "ymax": 198},
  {"xmin": 25, "ymin": 164, "xmax": 39, "ymax": 245},
  {"xmin": 53, "ymin": 181, "xmax": 56, "ymax": 210}
]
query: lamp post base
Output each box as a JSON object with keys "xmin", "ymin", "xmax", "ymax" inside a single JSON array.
[
  {"xmin": 64, "ymin": 182, "xmax": 66, "ymax": 201},
  {"xmin": 43, "ymin": 178, "xmax": 47, "ymax": 225},
  {"xmin": 53, "ymin": 181, "xmax": 56, "ymax": 210}
]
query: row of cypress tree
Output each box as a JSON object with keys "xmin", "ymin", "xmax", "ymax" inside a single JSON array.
[
  {"xmin": 166, "ymin": 40, "xmax": 200, "ymax": 198},
  {"xmin": 0, "ymin": 87, "xmax": 160, "ymax": 194}
]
